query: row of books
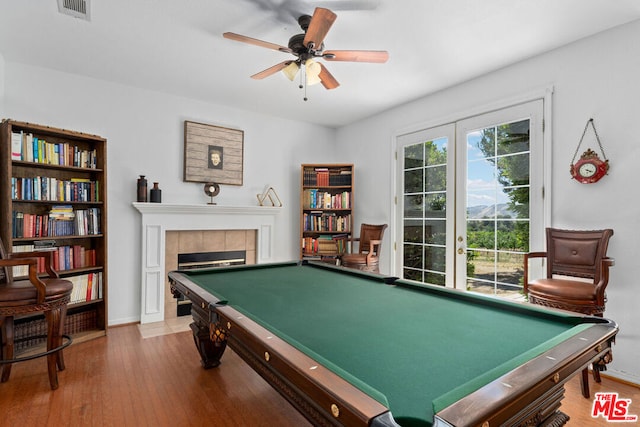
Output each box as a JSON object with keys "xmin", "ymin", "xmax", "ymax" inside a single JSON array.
[
  {"xmin": 11, "ymin": 131, "xmax": 98, "ymax": 168},
  {"xmin": 302, "ymin": 234, "xmax": 349, "ymax": 255},
  {"xmin": 303, "ymin": 189, "xmax": 351, "ymax": 209},
  {"xmin": 15, "ymin": 309, "xmax": 97, "ymax": 351},
  {"xmin": 303, "ymin": 212, "xmax": 352, "ymax": 232},
  {"xmin": 302, "ymin": 168, "xmax": 352, "ymax": 186},
  {"xmin": 11, "ymin": 244, "xmax": 97, "ymax": 276},
  {"xmin": 12, "ymin": 207, "xmax": 101, "ymax": 238},
  {"xmin": 11, "ymin": 176, "xmax": 99, "ymax": 202},
  {"xmin": 68, "ymin": 272, "xmax": 103, "ymax": 304}
]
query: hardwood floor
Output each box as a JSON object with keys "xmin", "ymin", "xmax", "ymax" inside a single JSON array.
[{"xmin": 1, "ymin": 324, "xmax": 638, "ymax": 426}]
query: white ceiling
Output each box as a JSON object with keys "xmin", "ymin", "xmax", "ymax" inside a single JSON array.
[{"xmin": 1, "ymin": 0, "xmax": 640, "ymax": 128}]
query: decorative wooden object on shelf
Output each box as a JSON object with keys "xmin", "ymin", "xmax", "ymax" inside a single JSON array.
[
  {"xmin": 257, "ymin": 186, "xmax": 282, "ymax": 207},
  {"xmin": 0, "ymin": 119, "xmax": 108, "ymax": 346},
  {"xmin": 300, "ymin": 164, "xmax": 353, "ymax": 262},
  {"xmin": 203, "ymin": 182, "xmax": 220, "ymax": 205}
]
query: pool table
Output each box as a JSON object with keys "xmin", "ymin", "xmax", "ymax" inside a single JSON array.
[{"xmin": 168, "ymin": 261, "xmax": 617, "ymax": 427}]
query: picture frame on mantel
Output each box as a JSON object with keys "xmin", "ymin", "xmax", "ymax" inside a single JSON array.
[{"xmin": 183, "ymin": 120, "xmax": 244, "ymax": 185}]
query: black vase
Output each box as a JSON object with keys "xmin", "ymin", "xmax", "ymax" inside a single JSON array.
[
  {"xmin": 150, "ymin": 182, "xmax": 162, "ymax": 203},
  {"xmin": 137, "ymin": 175, "xmax": 148, "ymax": 202}
]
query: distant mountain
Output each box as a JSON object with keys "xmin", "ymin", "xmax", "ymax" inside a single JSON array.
[{"xmin": 467, "ymin": 203, "xmax": 515, "ymax": 219}]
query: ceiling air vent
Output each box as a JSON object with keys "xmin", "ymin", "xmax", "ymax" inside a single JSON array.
[{"xmin": 57, "ymin": 0, "xmax": 91, "ymax": 21}]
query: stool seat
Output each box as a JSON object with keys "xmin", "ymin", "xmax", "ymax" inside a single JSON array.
[
  {"xmin": 1, "ymin": 278, "xmax": 73, "ymax": 306},
  {"xmin": 341, "ymin": 254, "xmax": 380, "ymax": 272}
]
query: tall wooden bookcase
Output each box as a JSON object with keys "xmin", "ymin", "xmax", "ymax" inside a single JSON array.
[
  {"xmin": 300, "ymin": 164, "xmax": 353, "ymax": 261},
  {"xmin": 0, "ymin": 119, "xmax": 108, "ymax": 345}
]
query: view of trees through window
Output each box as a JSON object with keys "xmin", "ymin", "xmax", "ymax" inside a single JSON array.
[
  {"xmin": 403, "ymin": 137, "xmax": 448, "ymax": 285},
  {"xmin": 466, "ymin": 119, "xmax": 530, "ymax": 297}
]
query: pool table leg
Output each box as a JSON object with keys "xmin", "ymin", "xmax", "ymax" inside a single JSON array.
[
  {"xmin": 189, "ymin": 318, "xmax": 227, "ymax": 369},
  {"xmin": 171, "ymin": 282, "xmax": 228, "ymax": 368}
]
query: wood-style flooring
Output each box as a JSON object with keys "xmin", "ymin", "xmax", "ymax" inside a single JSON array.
[{"xmin": 1, "ymin": 324, "xmax": 638, "ymax": 426}]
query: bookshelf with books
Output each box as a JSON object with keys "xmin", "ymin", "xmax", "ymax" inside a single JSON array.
[
  {"xmin": 300, "ymin": 164, "xmax": 353, "ymax": 261},
  {"xmin": 0, "ymin": 119, "xmax": 108, "ymax": 345}
]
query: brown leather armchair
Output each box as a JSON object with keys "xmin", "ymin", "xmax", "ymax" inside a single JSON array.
[
  {"xmin": 341, "ymin": 224, "xmax": 387, "ymax": 273},
  {"xmin": 523, "ymin": 227, "xmax": 614, "ymax": 398},
  {"xmin": 0, "ymin": 237, "xmax": 73, "ymax": 389}
]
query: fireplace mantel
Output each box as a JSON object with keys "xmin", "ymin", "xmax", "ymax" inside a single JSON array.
[{"xmin": 133, "ymin": 203, "xmax": 281, "ymax": 323}]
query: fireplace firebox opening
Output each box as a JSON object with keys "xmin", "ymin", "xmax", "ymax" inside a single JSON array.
[{"xmin": 175, "ymin": 250, "xmax": 246, "ymax": 316}]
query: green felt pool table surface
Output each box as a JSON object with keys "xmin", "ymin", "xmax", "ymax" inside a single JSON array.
[{"xmin": 168, "ymin": 261, "xmax": 617, "ymax": 427}]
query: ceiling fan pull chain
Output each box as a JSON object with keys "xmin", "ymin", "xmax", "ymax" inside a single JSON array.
[{"xmin": 301, "ymin": 62, "xmax": 309, "ymax": 101}]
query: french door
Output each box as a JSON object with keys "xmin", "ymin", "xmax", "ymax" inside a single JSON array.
[{"xmin": 396, "ymin": 100, "xmax": 545, "ymax": 297}]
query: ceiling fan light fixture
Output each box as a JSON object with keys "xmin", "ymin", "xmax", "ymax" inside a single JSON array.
[
  {"xmin": 305, "ymin": 59, "xmax": 322, "ymax": 86},
  {"xmin": 282, "ymin": 61, "xmax": 300, "ymax": 81}
]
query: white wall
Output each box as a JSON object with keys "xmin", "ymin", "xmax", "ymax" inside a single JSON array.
[
  {"xmin": 337, "ymin": 20, "xmax": 640, "ymax": 383},
  {"xmin": 0, "ymin": 53, "xmax": 5, "ymax": 116},
  {"xmin": 2, "ymin": 62, "xmax": 336, "ymax": 325}
]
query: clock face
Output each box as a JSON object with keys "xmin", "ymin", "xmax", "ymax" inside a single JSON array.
[{"xmin": 578, "ymin": 162, "xmax": 597, "ymax": 178}]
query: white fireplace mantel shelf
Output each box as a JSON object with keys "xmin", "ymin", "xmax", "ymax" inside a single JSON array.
[
  {"xmin": 133, "ymin": 202, "xmax": 281, "ymax": 323},
  {"xmin": 133, "ymin": 202, "xmax": 282, "ymax": 216}
]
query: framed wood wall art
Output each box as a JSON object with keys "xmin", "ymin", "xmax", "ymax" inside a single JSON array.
[{"xmin": 184, "ymin": 120, "xmax": 244, "ymax": 185}]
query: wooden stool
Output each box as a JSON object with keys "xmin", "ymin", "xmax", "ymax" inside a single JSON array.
[{"xmin": 1, "ymin": 238, "xmax": 73, "ymax": 390}]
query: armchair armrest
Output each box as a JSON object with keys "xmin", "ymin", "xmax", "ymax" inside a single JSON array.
[
  {"xmin": 331, "ymin": 235, "xmax": 349, "ymax": 255},
  {"xmin": 9, "ymin": 250, "xmax": 60, "ymax": 278},
  {"xmin": 347, "ymin": 237, "xmax": 360, "ymax": 254},
  {"xmin": 0, "ymin": 257, "xmax": 47, "ymax": 303},
  {"xmin": 523, "ymin": 251, "xmax": 547, "ymax": 293},
  {"xmin": 594, "ymin": 257, "xmax": 615, "ymax": 306},
  {"xmin": 366, "ymin": 239, "xmax": 382, "ymax": 264},
  {"xmin": 524, "ymin": 251, "xmax": 547, "ymax": 261}
]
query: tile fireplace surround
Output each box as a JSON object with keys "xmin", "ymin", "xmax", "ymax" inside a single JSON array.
[{"xmin": 133, "ymin": 203, "xmax": 280, "ymax": 323}]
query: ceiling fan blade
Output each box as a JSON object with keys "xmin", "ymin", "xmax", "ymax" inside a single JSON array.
[
  {"xmin": 223, "ymin": 32, "xmax": 292, "ymax": 54},
  {"xmin": 250, "ymin": 61, "xmax": 293, "ymax": 79},
  {"xmin": 318, "ymin": 63, "xmax": 339, "ymax": 89},
  {"xmin": 303, "ymin": 7, "xmax": 337, "ymax": 49},
  {"xmin": 323, "ymin": 50, "xmax": 389, "ymax": 63}
]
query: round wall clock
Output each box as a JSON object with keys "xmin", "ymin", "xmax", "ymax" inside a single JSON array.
[
  {"xmin": 204, "ymin": 182, "xmax": 220, "ymax": 204},
  {"xmin": 570, "ymin": 149, "xmax": 609, "ymax": 184},
  {"xmin": 570, "ymin": 119, "xmax": 609, "ymax": 184}
]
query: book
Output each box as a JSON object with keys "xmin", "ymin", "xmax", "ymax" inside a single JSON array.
[{"xmin": 11, "ymin": 131, "xmax": 22, "ymax": 160}]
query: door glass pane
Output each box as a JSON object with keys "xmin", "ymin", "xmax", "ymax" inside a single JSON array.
[
  {"xmin": 401, "ymin": 137, "xmax": 448, "ymax": 286},
  {"xmin": 465, "ymin": 119, "xmax": 531, "ymax": 299},
  {"xmin": 404, "ymin": 169, "xmax": 423, "ymax": 193}
]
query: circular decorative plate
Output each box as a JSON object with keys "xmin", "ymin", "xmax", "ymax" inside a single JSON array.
[{"xmin": 204, "ymin": 182, "xmax": 220, "ymax": 197}]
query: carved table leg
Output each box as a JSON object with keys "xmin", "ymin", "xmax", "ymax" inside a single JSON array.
[{"xmin": 189, "ymin": 319, "xmax": 227, "ymax": 369}]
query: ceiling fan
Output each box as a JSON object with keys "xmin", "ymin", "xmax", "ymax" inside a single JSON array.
[{"xmin": 223, "ymin": 7, "xmax": 389, "ymax": 99}]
